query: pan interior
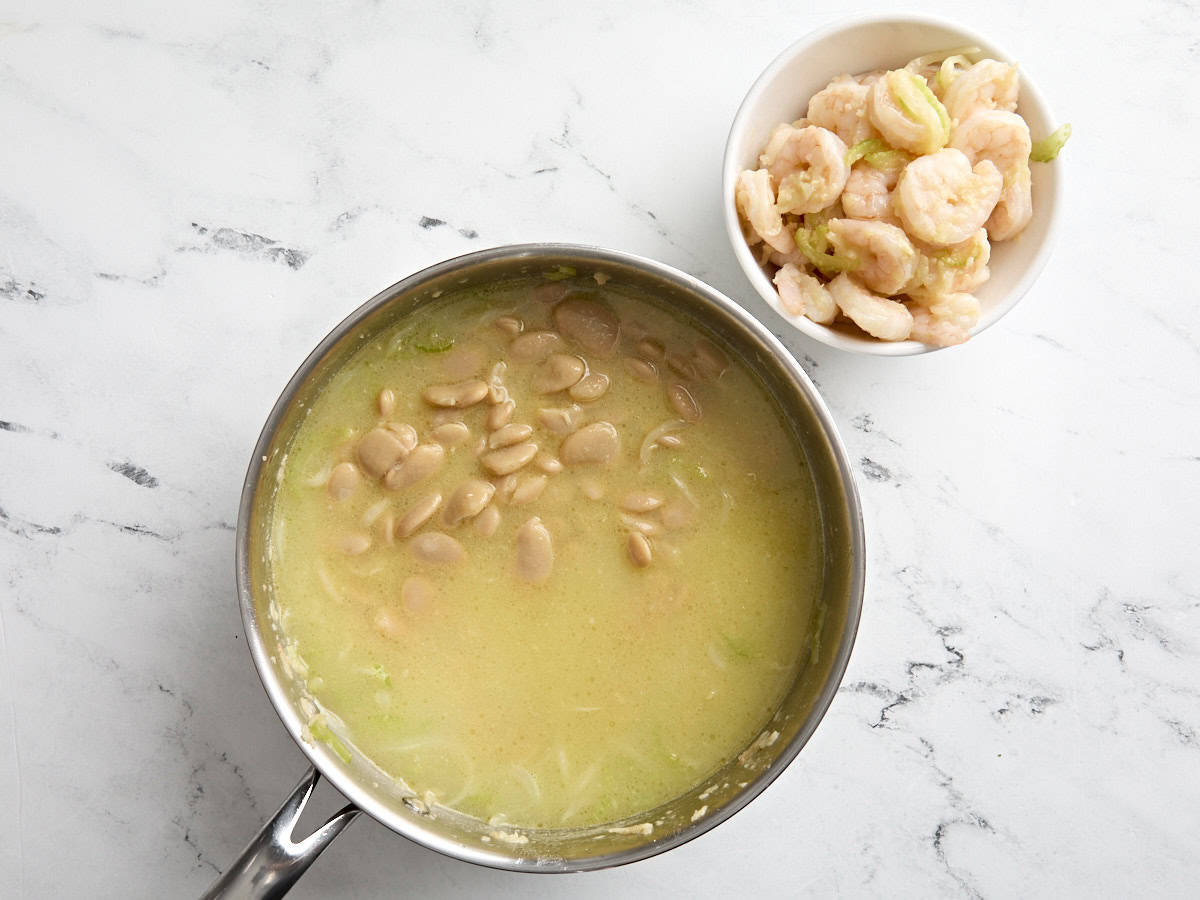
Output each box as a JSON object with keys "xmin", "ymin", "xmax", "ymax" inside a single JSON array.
[{"xmin": 240, "ymin": 247, "xmax": 861, "ymax": 870}]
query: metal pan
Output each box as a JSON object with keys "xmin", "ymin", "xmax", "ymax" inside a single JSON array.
[{"xmin": 207, "ymin": 244, "xmax": 865, "ymax": 897}]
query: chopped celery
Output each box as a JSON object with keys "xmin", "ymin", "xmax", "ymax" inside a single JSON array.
[
  {"xmin": 366, "ymin": 664, "xmax": 392, "ymax": 687},
  {"xmin": 412, "ymin": 329, "xmax": 454, "ymax": 353},
  {"xmin": 865, "ymin": 149, "xmax": 912, "ymax": 170},
  {"xmin": 845, "ymin": 138, "xmax": 890, "ymax": 167},
  {"xmin": 722, "ymin": 633, "xmax": 753, "ymax": 661},
  {"xmin": 904, "ymin": 45, "xmax": 981, "ymax": 73},
  {"xmin": 310, "ymin": 718, "xmax": 352, "ymax": 763},
  {"xmin": 936, "ymin": 55, "xmax": 973, "ymax": 93},
  {"xmin": 1030, "ymin": 123, "xmax": 1072, "ymax": 162},
  {"xmin": 892, "ymin": 70, "xmax": 950, "ymax": 145},
  {"xmin": 935, "ymin": 247, "xmax": 975, "ymax": 268},
  {"xmin": 543, "ymin": 265, "xmax": 577, "ymax": 281},
  {"xmin": 795, "ymin": 225, "xmax": 859, "ymax": 277}
]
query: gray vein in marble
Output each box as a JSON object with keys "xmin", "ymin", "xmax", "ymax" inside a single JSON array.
[
  {"xmin": 859, "ymin": 457, "xmax": 895, "ymax": 484},
  {"xmin": 107, "ymin": 461, "xmax": 160, "ymax": 489},
  {"xmin": 1081, "ymin": 588, "xmax": 1178, "ymax": 667},
  {"xmin": 182, "ymin": 223, "xmax": 309, "ymax": 270},
  {"xmin": 0, "ymin": 272, "xmax": 45, "ymax": 304},
  {"xmin": 0, "ymin": 505, "xmax": 186, "ymax": 544},
  {"xmin": 417, "ymin": 215, "xmax": 479, "ymax": 239},
  {"xmin": 1033, "ymin": 332, "xmax": 1066, "ymax": 349},
  {"xmin": 95, "ymin": 268, "xmax": 167, "ymax": 287},
  {"xmin": 5, "ymin": 588, "xmax": 260, "ymax": 875},
  {"xmin": 850, "ymin": 413, "xmax": 901, "ymax": 446},
  {"xmin": 548, "ymin": 84, "xmax": 709, "ymax": 275},
  {"xmin": 1165, "ymin": 719, "xmax": 1197, "ymax": 747}
]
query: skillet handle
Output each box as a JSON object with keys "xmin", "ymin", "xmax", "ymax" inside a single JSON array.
[{"xmin": 201, "ymin": 767, "xmax": 360, "ymax": 900}]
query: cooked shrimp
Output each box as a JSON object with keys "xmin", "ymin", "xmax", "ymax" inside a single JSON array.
[
  {"xmin": 766, "ymin": 244, "xmax": 809, "ymax": 269},
  {"xmin": 985, "ymin": 160, "xmax": 1032, "ymax": 241},
  {"xmin": 841, "ymin": 162, "xmax": 900, "ymax": 223},
  {"xmin": 908, "ymin": 291, "xmax": 980, "ymax": 347},
  {"xmin": 894, "ymin": 149, "xmax": 1003, "ymax": 247},
  {"xmin": 758, "ymin": 124, "xmax": 849, "ymax": 215},
  {"xmin": 866, "ymin": 69, "xmax": 950, "ymax": 156},
  {"xmin": 826, "ymin": 218, "xmax": 917, "ymax": 295},
  {"xmin": 949, "ymin": 110, "xmax": 1034, "ymax": 241},
  {"xmin": 942, "ymin": 59, "xmax": 1019, "ymax": 123},
  {"xmin": 773, "ymin": 264, "xmax": 837, "ymax": 324},
  {"xmin": 910, "ymin": 228, "xmax": 991, "ymax": 296},
  {"xmin": 950, "ymin": 110, "xmax": 1032, "ymax": 179},
  {"xmin": 807, "ymin": 75, "xmax": 879, "ymax": 146},
  {"xmin": 828, "ymin": 273, "xmax": 913, "ymax": 341},
  {"xmin": 735, "ymin": 168, "xmax": 796, "ymax": 254}
]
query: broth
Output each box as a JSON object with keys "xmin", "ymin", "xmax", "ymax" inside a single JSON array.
[{"xmin": 268, "ymin": 273, "xmax": 824, "ymax": 829}]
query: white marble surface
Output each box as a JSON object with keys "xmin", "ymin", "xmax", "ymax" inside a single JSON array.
[{"xmin": 2, "ymin": 1, "xmax": 1197, "ymax": 896}]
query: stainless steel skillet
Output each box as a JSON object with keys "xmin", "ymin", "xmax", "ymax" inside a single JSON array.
[{"xmin": 206, "ymin": 244, "xmax": 865, "ymax": 897}]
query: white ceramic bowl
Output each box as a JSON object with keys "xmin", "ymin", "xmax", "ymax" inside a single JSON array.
[{"xmin": 722, "ymin": 14, "xmax": 1065, "ymax": 356}]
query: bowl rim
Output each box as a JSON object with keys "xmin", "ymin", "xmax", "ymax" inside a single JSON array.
[
  {"xmin": 721, "ymin": 12, "xmax": 1065, "ymax": 357},
  {"xmin": 235, "ymin": 242, "xmax": 867, "ymax": 872}
]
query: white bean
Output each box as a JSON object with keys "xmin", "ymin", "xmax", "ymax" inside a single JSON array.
[
  {"xmin": 481, "ymin": 441, "xmax": 539, "ymax": 476},
  {"xmin": 532, "ymin": 354, "xmax": 586, "ymax": 393},
  {"xmin": 474, "ymin": 505, "xmax": 501, "ymax": 537},
  {"xmin": 553, "ymin": 296, "xmax": 620, "ymax": 357},
  {"xmin": 410, "ymin": 531, "xmax": 466, "ymax": 564},
  {"xmin": 384, "ymin": 422, "xmax": 419, "ymax": 453},
  {"xmin": 620, "ymin": 490, "xmax": 665, "ymax": 513},
  {"xmin": 635, "ymin": 338, "xmax": 665, "ymax": 362},
  {"xmin": 624, "ymin": 358, "xmax": 658, "ymax": 384},
  {"xmin": 358, "ymin": 427, "xmax": 410, "ymax": 478},
  {"xmin": 487, "ymin": 399, "xmax": 516, "ymax": 430},
  {"xmin": 442, "ymin": 478, "xmax": 496, "ymax": 527},
  {"xmin": 515, "ymin": 516, "xmax": 554, "ymax": 582},
  {"xmin": 569, "ymin": 372, "xmax": 610, "ymax": 403},
  {"xmin": 511, "ymin": 473, "xmax": 548, "ymax": 505},
  {"xmin": 510, "ymin": 331, "xmax": 566, "ymax": 362},
  {"xmin": 667, "ymin": 384, "xmax": 702, "ymax": 423},
  {"xmin": 534, "ymin": 452, "xmax": 563, "ymax": 474},
  {"xmin": 431, "ymin": 422, "xmax": 471, "ymax": 447},
  {"xmin": 422, "ymin": 380, "xmax": 489, "ymax": 408},
  {"xmin": 396, "ymin": 491, "xmax": 443, "ymax": 538},
  {"xmin": 627, "ymin": 532, "xmax": 653, "ymax": 567},
  {"xmin": 341, "ymin": 532, "xmax": 372, "ymax": 556},
  {"xmin": 536, "ymin": 406, "xmax": 582, "ymax": 435},
  {"xmin": 489, "ymin": 423, "xmax": 534, "ymax": 449},
  {"xmin": 692, "ymin": 338, "xmax": 730, "ymax": 380},
  {"xmin": 494, "ymin": 316, "xmax": 523, "ymax": 336},
  {"xmin": 383, "ymin": 443, "xmax": 446, "ymax": 490},
  {"xmin": 328, "ymin": 462, "xmax": 361, "ymax": 501},
  {"xmin": 560, "ymin": 422, "xmax": 620, "ymax": 466}
]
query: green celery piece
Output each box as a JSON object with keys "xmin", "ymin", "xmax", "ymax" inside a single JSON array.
[
  {"xmin": 865, "ymin": 150, "xmax": 912, "ymax": 170},
  {"xmin": 543, "ymin": 265, "xmax": 577, "ymax": 281},
  {"xmin": 795, "ymin": 225, "xmax": 859, "ymax": 277},
  {"xmin": 892, "ymin": 70, "xmax": 950, "ymax": 141},
  {"xmin": 845, "ymin": 138, "xmax": 890, "ymax": 167},
  {"xmin": 412, "ymin": 329, "xmax": 454, "ymax": 353},
  {"xmin": 310, "ymin": 719, "xmax": 352, "ymax": 763},
  {"xmin": 1030, "ymin": 123, "xmax": 1072, "ymax": 162}
]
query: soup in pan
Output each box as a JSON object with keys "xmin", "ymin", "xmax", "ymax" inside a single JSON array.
[{"xmin": 268, "ymin": 271, "xmax": 824, "ymax": 830}]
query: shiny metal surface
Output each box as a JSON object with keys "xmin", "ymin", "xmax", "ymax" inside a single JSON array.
[
  {"xmin": 202, "ymin": 768, "xmax": 358, "ymax": 899},
  {"xmin": 227, "ymin": 243, "xmax": 865, "ymax": 887}
]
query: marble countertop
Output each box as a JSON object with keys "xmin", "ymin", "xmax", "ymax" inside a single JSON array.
[{"xmin": 2, "ymin": 1, "xmax": 1197, "ymax": 896}]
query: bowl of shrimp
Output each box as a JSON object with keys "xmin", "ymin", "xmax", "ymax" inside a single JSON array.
[{"xmin": 722, "ymin": 14, "xmax": 1068, "ymax": 355}]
